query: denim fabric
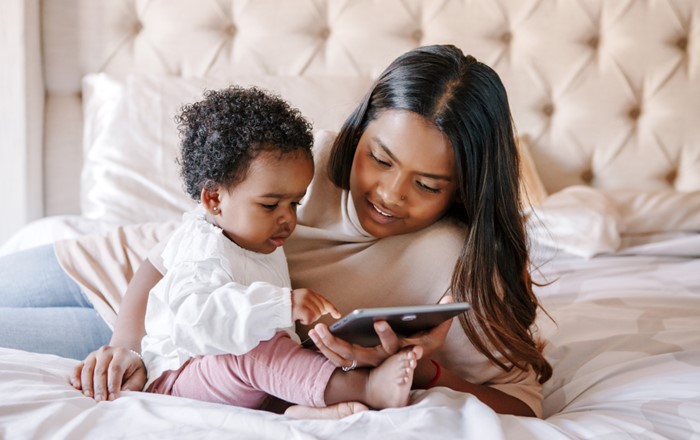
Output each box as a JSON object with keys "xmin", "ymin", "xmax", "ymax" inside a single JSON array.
[{"xmin": 0, "ymin": 245, "xmax": 112, "ymax": 360}]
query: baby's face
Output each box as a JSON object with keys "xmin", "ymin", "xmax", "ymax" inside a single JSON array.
[{"xmin": 214, "ymin": 150, "xmax": 314, "ymax": 254}]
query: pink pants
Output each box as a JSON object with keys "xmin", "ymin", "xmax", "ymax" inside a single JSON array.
[{"xmin": 146, "ymin": 332, "xmax": 336, "ymax": 409}]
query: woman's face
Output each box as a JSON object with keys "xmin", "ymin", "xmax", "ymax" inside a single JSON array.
[{"xmin": 349, "ymin": 110, "xmax": 458, "ymax": 238}]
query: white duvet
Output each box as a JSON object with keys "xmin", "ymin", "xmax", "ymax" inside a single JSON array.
[{"xmin": 2, "ymin": 232, "xmax": 699, "ymax": 439}]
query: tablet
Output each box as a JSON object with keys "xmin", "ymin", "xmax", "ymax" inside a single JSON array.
[{"xmin": 301, "ymin": 302, "xmax": 470, "ymax": 348}]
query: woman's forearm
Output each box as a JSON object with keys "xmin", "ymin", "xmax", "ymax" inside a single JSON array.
[
  {"xmin": 414, "ymin": 359, "xmax": 536, "ymax": 417},
  {"xmin": 109, "ymin": 259, "xmax": 163, "ymax": 351}
]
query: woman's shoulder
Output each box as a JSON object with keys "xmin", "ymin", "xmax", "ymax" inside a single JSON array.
[
  {"xmin": 372, "ymin": 217, "xmax": 466, "ymax": 282},
  {"xmin": 297, "ymin": 130, "xmax": 343, "ymax": 228},
  {"xmin": 311, "ymin": 130, "xmax": 338, "ymax": 171},
  {"xmin": 403, "ymin": 217, "xmax": 466, "ymax": 250}
]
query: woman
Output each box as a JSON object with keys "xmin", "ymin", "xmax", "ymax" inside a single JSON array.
[{"xmin": 0, "ymin": 45, "xmax": 551, "ymax": 417}]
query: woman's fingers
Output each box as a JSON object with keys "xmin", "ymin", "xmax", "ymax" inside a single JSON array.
[
  {"xmin": 439, "ymin": 294, "xmax": 454, "ymax": 304},
  {"xmin": 120, "ymin": 362, "xmax": 147, "ymax": 394},
  {"xmin": 115, "ymin": 350, "xmax": 147, "ymax": 396},
  {"xmin": 70, "ymin": 362, "xmax": 84, "ymax": 390},
  {"xmin": 374, "ymin": 320, "xmax": 400, "ymax": 354},
  {"xmin": 105, "ymin": 351, "xmax": 128, "ymax": 400},
  {"xmin": 71, "ymin": 346, "xmax": 147, "ymax": 400},
  {"xmin": 310, "ymin": 324, "xmax": 387, "ymax": 367},
  {"xmin": 90, "ymin": 347, "xmax": 114, "ymax": 401},
  {"xmin": 403, "ymin": 317, "xmax": 453, "ymax": 357},
  {"xmin": 308, "ymin": 327, "xmax": 348, "ymax": 367},
  {"xmin": 79, "ymin": 354, "xmax": 97, "ymax": 398}
]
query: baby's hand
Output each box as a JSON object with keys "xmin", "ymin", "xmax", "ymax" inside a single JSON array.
[{"xmin": 291, "ymin": 288, "xmax": 341, "ymax": 325}]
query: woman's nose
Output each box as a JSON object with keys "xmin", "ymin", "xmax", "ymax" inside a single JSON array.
[{"xmin": 377, "ymin": 174, "xmax": 406, "ymax": 205}]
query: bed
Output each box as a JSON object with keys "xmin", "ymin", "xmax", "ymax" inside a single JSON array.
[{"xmin": 1, "ymin": 0, "xmax": 699, "ymax": 439}]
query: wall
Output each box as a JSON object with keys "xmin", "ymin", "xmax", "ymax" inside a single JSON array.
[{"xmin": 0, "ymin": 0, "xmax": 43, "ymax": 245}]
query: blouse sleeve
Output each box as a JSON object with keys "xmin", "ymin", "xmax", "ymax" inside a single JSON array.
[{"xmin": 152, "ymin": 258, "xmax": 295, "ymax": 356}]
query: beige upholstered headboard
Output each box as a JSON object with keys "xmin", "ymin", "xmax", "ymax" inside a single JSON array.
[{"xmin": 2, "ymin": 0, "xmax": 699, "ymax": 243}]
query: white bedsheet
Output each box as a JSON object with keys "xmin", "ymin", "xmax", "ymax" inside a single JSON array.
[{"xmin": 2, "ymin": 233, "xmax": 699, "ymax": 439}]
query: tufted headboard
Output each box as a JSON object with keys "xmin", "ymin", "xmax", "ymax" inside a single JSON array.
[{"xmin": 2, "ymin": 0, "xmax": 699, "ymax": 243}]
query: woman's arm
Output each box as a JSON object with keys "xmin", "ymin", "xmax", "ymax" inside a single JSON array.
[
  {"xmin": 111, "ymin": 259, "xmax": 163, "ymax": 350},
  {"xmin": 70, "ymin": 259, "xmax": 163, "ymax": 401},
  {"xmin": 308, "ymin": 309, "xmax": 536, "ymax": 416},
  {"xmin": 412, "ymin": 359, "xmax": 536, "ymax": 417}
]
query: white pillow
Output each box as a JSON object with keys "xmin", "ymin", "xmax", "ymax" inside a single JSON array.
[
  {"xmin": 526, "ymin": 186, "xmax": 622, "ymax": 258},
  {"xmin": 526, "ymin": 185, "xmax": 700, "ymax": 258},
  {"xmin": 81, "ymin": 73, "xmax": 373, "ymax": 224},
  {"xmin": 605, "ymin": 189, "xmax": 700, "ymax": 234}
]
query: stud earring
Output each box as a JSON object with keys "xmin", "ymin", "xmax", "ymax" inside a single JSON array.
[{"xmin": 212, "ymin": 206, "xmax": 219, "ymax": 214}]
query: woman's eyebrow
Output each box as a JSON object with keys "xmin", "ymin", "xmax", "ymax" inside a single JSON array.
[
  {"xmin": 373, "ymin": 137, "xmax": 401, "ymax": 163},
  {"xmin": 373, "ymin": 137, "xmax": 453, "ymax": 182}
]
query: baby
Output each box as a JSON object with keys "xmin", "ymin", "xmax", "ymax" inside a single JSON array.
[{"xmin": 141, "ymin": 85, "xmax": 422, "ymax": 416}]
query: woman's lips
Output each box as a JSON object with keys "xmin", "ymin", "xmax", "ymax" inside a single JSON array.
[{"xmin": 366, "ymin": 199, "xmax": 402, "ymax": 225}]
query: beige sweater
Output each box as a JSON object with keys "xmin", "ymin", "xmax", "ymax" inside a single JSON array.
[{"xmin": 55, "ymin": 130, "xmax": 543, "ymax": 416}]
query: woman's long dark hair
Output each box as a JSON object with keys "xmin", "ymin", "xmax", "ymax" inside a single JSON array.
[{"xmin": 328, "ymin": 44, "xmax": 552, "ymax": 384}]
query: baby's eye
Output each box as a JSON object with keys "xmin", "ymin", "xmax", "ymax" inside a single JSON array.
[{"xmin": 261, "ymin": 203, "xmax": 278, "ymax": 210}]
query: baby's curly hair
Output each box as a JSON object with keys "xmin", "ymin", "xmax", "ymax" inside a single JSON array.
[{"xmin": 175, "ymin": 85, "xmax": 314, "ymax": 200}]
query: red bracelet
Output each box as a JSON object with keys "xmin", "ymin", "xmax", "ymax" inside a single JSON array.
[{"xmin": 426, "ymin": 359, "xmax": 442, "ymax": 388}]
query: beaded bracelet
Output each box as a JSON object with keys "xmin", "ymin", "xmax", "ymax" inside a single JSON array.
[
  {"xmin": 426, "ymin": 359, "xmax": 442, "ymax": 388},
  {"xmin": 129, "ymin": 348, "xmax": 144, "ymax": 363}
]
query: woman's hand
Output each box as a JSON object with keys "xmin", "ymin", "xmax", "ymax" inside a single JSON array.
[
  {"xmin": 309, "ymin": 295, "xmax": 455, "ymax": 369},
  {"xmin": 401, "ymin": 294, "xmax": 455, "ymax": 358},
  {"xmin": 307, "ymin": 321, "xmax": 396, "ymax": 368},
  {"xmin": 292, "ymin": 288, "xmax": 341, "ymax": 325},
  {"xmin": 308, "ymin": 317, "xmax": 453, "ymax": 369},
  {"xmin": 70, "ymin": 345, "xmax": 146, "ymax": 401}
]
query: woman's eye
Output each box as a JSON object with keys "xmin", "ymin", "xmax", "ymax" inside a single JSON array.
[
  {"xmin": 417, "ymin": 181, "xmax": 440, "ymax": 194},
  {"xmin": 370, "ymin": 152, "xmax": 391, "ymax": 167}
]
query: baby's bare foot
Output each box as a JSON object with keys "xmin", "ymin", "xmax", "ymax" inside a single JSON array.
[
  {"xmin": 366, "ymin": 346, "xmax": 423, "ymax": 409},
  {"xmin": 285, "ymin": 401, "xmax": 369, "ymax": 419}
]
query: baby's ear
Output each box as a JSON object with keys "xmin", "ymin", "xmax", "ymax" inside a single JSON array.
[{"xmin": 201, "ymin": 186, "xmax": 222, "ymax": 215}]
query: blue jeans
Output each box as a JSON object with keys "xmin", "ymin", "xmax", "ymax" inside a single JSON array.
[{"xmin": 0, "ymin": 244, "xmax": 113, "ymax": 360}]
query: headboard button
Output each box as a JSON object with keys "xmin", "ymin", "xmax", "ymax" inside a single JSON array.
[
  {"xmin": 581, "ymin": 169, "xmax": 594, "ymax": 184},
  {"xmin": 677, "ymin": 37, "xmax": 688, "ymax": 51},
  {"xmin": 319, "ymin": 28, "xmax": 331, "ymax": 39},
  {"xmin": 587, "ymin": 35, "xmax": 599, "ymax": 49},
  {"xmin": 628, "ymin": 107, "xmax": 641, "ymax": 120},
  {"xmin": 501, "ymin": 32, "xmax": 512, "ymax": 44},
  {"xmin": 666, "ymin": 169, "xmax": 678, "ymax": 185},
  {"xmin": 412, "ymin": 29, "xmax": 423, "ymax": 41},
  {"xmin": 225, "ymin": 24, "xmax": 236, "ymax": 37},
  {"xmin": 542, "ymin": 103, "xmax": 554, "ymax": 117}
]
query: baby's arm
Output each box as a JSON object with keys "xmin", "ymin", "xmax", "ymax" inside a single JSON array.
[{"xmin": 154, "ymin": 261, "xmax": 295, "ymax": 355}]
